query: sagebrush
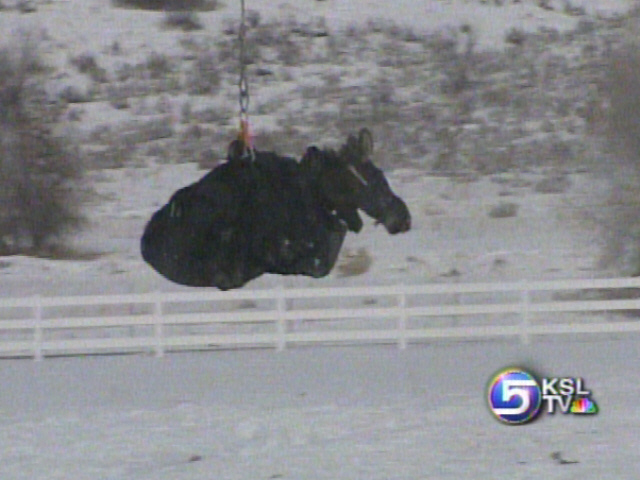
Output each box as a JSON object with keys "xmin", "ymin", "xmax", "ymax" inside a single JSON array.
[
  {"xmin": 112, "ymin": 0, "xmax": 218, "ymax": 11},
  {"xmin": 0, "ymin": 38, "xmax": 84, "ymax": 255},
  {"xmin": 598, "ymin": 43, "xmax": 640, "ymax": 275}
]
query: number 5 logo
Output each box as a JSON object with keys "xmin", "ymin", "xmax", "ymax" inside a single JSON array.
[
  {"xmin": 493, "ymin": 379, "xmax": 537, "ymax": 415},
  {"xmin": 488, "ymin": 369, "xmax": 542, "ymax": 425}
]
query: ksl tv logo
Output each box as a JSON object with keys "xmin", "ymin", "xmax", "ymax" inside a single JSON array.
[{"xmin": 487, "ymin": 368, "xmax": 599, "ymax": 425}]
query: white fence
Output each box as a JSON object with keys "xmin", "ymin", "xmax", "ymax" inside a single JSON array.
[{"xmin": 2, "ymin": 277, "xmax": 640, "ymax": 360}]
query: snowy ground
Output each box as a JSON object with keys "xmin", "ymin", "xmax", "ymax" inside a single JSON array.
[
  {"xmin": 1, "ymin": 0, "xmax": 640, "ymax": 478},
  {"xmin": 1, "ymin": 338, "xmax": 639, "ymax": 480}
]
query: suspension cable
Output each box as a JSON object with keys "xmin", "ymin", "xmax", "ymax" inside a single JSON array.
[{"xmin": 237, "ymin": 0, "xmax": 254, "ymax": 160}]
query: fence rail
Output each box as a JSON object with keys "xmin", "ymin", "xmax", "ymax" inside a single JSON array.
[{"xmin": 2, "ymin": 277, "xmax": 640, "ymax": 360}]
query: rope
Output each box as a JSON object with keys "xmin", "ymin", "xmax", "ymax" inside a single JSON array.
[{"xmin": 237, "ymin": 0, "xmax": 254, "ymax": 160}]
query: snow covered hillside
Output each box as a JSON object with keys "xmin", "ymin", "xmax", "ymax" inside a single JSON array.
[
  {"xmin": 1, "ymin": 0, "xmax": 639, "ymax": 478},
  {"xmin": 0, "ymin": 0, "xmax": 634, "ymax": 296}
]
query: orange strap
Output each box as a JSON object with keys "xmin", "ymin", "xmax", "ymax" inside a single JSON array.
[{"xmin": 238, "ymin": 118, "xmax": 253, "ymax": 152}]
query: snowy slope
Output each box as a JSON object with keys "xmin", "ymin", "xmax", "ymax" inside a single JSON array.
[{"xmin": 0, "ymin": 0, "xmax": 628, "ymax": 296}]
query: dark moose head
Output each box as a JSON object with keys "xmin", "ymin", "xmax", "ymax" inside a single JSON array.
[{"xmin": 302, "ymin": 128, "xmax": 411, "ymax": 235}]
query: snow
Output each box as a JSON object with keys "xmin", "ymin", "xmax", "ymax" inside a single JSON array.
[
  {"xmin": 1, "ymin": 339, "xmax": 639, "ymax": 479},
  {"xmin": 1, "ymin": 0, "xmax": 640, "ymax": 478}
]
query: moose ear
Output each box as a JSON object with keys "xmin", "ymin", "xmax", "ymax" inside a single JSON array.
[
  {"xmin": 227, "ymin": 139, "xmax": 245, "ymax": 162},
  {"xmin": 302, "ymin": 146, "xmax": 320, "ymax": 165},
  {"xmin": 301, "ymin": 146, "xmax": 324, "ymax": 174},
  {"xmin": 358, "ymin": 128, "xmax": 374, "ymax": 158},
  {"xmin": 306, "ymin": 145, "xmax": 321, "ymax": 158}
]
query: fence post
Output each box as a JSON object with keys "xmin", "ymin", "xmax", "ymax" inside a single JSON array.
[
  {"xmin": 397, "ymin": 286, "xmax": 407, "ymax": 350},
  {"xmin": 275, "ymin": 284, "xmax": 287, "ymax": 352},
  {"xmin": 33, "ymin": 294, "xmax": 43, "ymax": 362},
  {"xmin": 520, "ymin": 282, "xmax": 530, "ymax": 345},
  {"xmin": 153, "ymin": 292, "xmax": 164, "ymax": 358}
]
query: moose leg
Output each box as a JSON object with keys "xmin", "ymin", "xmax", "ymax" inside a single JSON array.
[
  {"xmin": 292, "ymin": 226, "xmax": 346, "ymax": 278},
  {"xmin": 336, "ymin": 207, "xmax": 363, "ymax": 233},
  {"xmin": 262, "ymin": 222, "xmax": 346, "ymax": 278},
  {"xmin": 207, "ymin": 221, "xmax": 267, "ymax": 290},
  {"xmin": 316, "ymin": 229, "xmax": 346, "ymax": 276}
]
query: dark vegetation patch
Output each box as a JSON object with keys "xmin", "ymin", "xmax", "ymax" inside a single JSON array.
[
  {"xmin": 0, "ymin": 36, "xmax": 86, "ymax": 256},
  {"xmin": 111, "ymin": 0, "xmax": 219, "ymax": 11},
  {"xmin": 163, "ymin": 11, "xmax": 203, "ymax": 31},
  {"xmin": 488, "ymin": 202, "xmax": 519, "ymax": 218}
]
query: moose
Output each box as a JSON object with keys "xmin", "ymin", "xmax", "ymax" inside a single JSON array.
[{"xmin": 141, "ymin": 128, "xmax": 411, "ymax": 290}]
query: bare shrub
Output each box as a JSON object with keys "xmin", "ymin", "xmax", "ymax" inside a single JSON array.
[
  {"xmin": 67, "ymin": 107, "xmax": 83, "ymax": 122},
  {"xmin": 180, "ymin": 124, "xmax": 214, "ymax": 166},
  {"xmin": 181, "ymin": 100, "xmax": 192, "ymax": 123},
  {"xmin": 217, "ymin": 36, "xmax": 261, "ymax": 71},
  {"xmin": 196, "ymin": 147, "xmax": 220, "ymax": 169},
  {"xmin": 85, "ymin": 140, "xmax": 136, "ymax": 169},
  {"xmin": 538, "ymin": 0, "xmax": 553, "ymax": 10},
  {"xmin": 222, "ymin": 17, "xmax": 238, "ymax": 36},
  {"xmin": 251, "ymin": 128, "xmax": 312, "ymax": 157},
  {"xmin": 250, "ymin": 23, "xmax": 282, "ymax": 48},
  {"xmin": 246, "ymin": 9, "xmax": 261, "ymax": 28},
  {"xmin": 480, "ymin": 84, "xmax": 512, "ymax": 108},
  {"xmin": 18, "ymin": 0, "xmax": 37, "ymax": 13},
  {"xmin": 114, "ymin": 62, "xmax": 135, "ymax": 82},
  {"xmin": 432, "ymin": 126, "xmax": 462, "ymax": 173},
  {"xmin": 189, "ymin": 105, "xmax": 231, "ymax": 125},
  {"xmin": 178, "ymin": 126, "xmax": 230, "ymax": 169},
  {"xmin": 186, "ymin": 50, "xmax": 221, "ymax": 95},
  {"xmin": 122, "ymin": 117, "xmax": 174, "ymax": 144},
  {"xmin": 534, "ymin": 173, "xmax": 571, "ymax": 194},
  {"xmin": 472, "ymin": 147, "xmax": 515, "ymax": 175},
  {"xmin": 59, "ymin": 84, "xmax": 91, "ymax": 104},
  {"xmin": 505, "ymin": 27, "xmax": 526, "ymax": 46},
  {"xmin": 145, "ymin": 52, "xmax": 174, "ymax": 79},
  {"xmin": 605, "ymin": 45, "xmax": 640, "ymax": 165},
  {"xmin": 429, "ymin": 27, "xmax": 476, "ymax": 96},
  {"xmin": 598, "ymin": 44, "xmax": 640, "ymax": 275},
  {"xmin": 163, "ymin": 11, "xmax": 203, "ymax": 31},
  {"xmin": 563, "ymin": 0, "xmax": 585, "ymax": 16},
  {"xmin": 112, "ymin": 0, "xmax": 218, "ymax": 11},
  {"xmin": 106, "ymin": 83, "xmax": 130, "ymax": 109},
  {"xmin": 597, "ymin": 179, "xmax": 640, "ymax": 276},
  {"xmin": 69, "ymin": 52, "xmax": 108, "ymax": 83},
  {"xmin": 0, "ymin": 39, "xmax": 84, "ymax": 254},
  {"xmin": 112, "ymin": 55, "xmax": 178, "ymax": 95},
  {"xmin": 325, "ymin": 34, "xmax": 349, "ymax": 64},
  {"xmin": 275, "ymin": 36, "xmax": 302, "ymax": 67},
  {"xmin": 488, "ymin": 202, "xmax": 518, "ymax": 218}
]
